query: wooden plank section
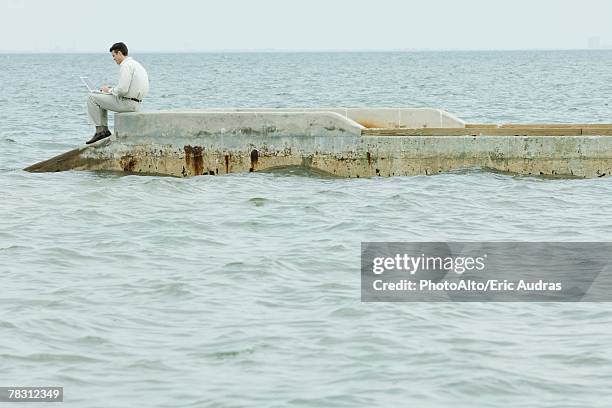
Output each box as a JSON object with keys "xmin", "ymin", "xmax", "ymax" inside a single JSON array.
[
  {"xmin": 465, "ymin": 124, "xmax": 498, "ymax": 128},
  {"xmin": 499, "ymin": 123, "xmax": 612, "ymax": 129},
  {"xmin": 581, "ymin": 128, "xmax": 612, "ymax": 136},
  {"xmin": 466, "ymin": 123, "xmax": 612, "ymax": 129},
  {"xmin": 362, "ymin": 127, "xmax": 612, "ymax": 136}
]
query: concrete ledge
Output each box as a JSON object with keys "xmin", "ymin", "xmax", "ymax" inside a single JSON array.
[
  {"xmin": 147, "ymin": 108, "xmax": 466, "ymax": 129},
  {"xmin": 25, "ymin": 133, "xmax": 612, "ymax": 179},
  {"xmin": 114, "ymin": 111, "xmax": 364, "ymax": 142},
  {"xmin": 399, "ymin": 108, "xmax": 465, "ymax": 129},
  {"xmin": 22, "ymin": 108, "xmax": 612, "ymax": 179}
]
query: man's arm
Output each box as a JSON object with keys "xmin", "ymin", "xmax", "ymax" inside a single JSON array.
[{"xmin": 110, "ymin": 62, "xmax": 135, "ymax": 97}]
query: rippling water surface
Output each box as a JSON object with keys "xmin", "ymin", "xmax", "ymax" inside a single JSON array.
[{"xmin": 2, "ymin": 52, "xmax": 612, "ymax": 407}]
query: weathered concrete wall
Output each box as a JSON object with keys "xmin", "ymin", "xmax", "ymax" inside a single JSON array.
[
  {"xmin": 114, "ymin": 111, "xmax": 364, "ymax": 142},
  {"xmin": 23, "ymin": 109, "xmax": 612, "ymax": 178},
  {"xmin": 179, "ymin": 108, "xmax": 466, "ymax": 129},
  {"xmin": 26, "ymin": 133, "xmax": 612, "ymax": 179},
  {"xmin": 398, "ymin": 108, "xmax": 465, "ymax": 129},
  {"xmin": 27, "ymin": 111, "xmax": 364, "ymax": 176}
]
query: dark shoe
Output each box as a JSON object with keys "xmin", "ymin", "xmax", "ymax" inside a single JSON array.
[{"xmin": 86, "ymin": 129, "xmax": 111, "ymax": 144}]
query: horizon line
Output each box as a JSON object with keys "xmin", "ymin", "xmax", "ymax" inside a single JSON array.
[{"xmin": 1, "ymin": 47, "xmax": 612, "ymax": 54}]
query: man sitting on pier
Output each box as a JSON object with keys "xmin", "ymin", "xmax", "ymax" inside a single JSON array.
[{"xmin": 86, "ymin": 42, "xmax": 149, "ymax": 144}]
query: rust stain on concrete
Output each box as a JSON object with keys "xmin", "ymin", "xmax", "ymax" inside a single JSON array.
[
  {"xmin": 120, "ymin": 155, "xmax": 137, "ymax": 172},
  {"xmin": 250, "ymin": 149, "xmax": 258, "ymax": 172},
  {"xmin": 184, "ymin": 145, "xmax": 204, "ymax": 176},
  {"xmin": 356, "ymin": 120, "xmax": 384, "ymax": 129}
]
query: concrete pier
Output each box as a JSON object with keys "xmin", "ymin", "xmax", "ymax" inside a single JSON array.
[{"xmin": 24, "ymin": 109, "xmax": 612, "ymax": 178}]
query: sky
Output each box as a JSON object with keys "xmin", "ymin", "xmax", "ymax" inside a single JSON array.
[{"xmin": 2, "ymin": 0, "xmax": 612, "ymax": 52}]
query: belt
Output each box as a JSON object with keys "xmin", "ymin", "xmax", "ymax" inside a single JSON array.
[{"xmin": 124, "ymin": 97, "xmax": 142, "ymax": 103}]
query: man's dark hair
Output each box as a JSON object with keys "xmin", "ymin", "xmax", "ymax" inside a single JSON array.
[{"xmin": 109, "ymin": 42, "xmax": 128, "ymax": 56}]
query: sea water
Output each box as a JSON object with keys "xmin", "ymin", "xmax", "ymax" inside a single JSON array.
[{"xmin": 1, "ymin": 51, "xmax": 612, "ymax": 407}]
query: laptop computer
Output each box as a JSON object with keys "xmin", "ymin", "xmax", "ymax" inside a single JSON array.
[{"xmin": 80, "ymin": 76, "xmax": 111, "ymax": 94}]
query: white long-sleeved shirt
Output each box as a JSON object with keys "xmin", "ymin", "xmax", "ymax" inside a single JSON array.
[{"xmin": 111, "ymin": 57, "xmax": 149, "ymax": 100}]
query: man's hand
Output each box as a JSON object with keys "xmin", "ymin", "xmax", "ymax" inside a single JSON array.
[{"xmin": 100, "ymin": 86, "xmax": 112, "ymax": 93}]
